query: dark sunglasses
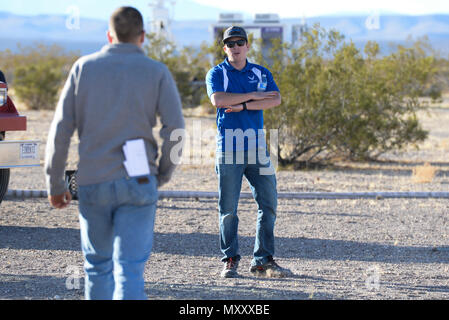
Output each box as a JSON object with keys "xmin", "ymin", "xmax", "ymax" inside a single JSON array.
[{"xmin": 225, "ymin": 39, "xmax": 246, "ymax": 48}]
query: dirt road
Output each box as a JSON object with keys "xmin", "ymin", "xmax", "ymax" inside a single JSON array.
[{"xmin": 1, "ymin": 108, "xmax": 448, "ymax": 300}]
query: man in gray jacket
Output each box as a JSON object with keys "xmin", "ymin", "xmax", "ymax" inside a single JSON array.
[{"xmin": 44, "ymin": 7, "xmax": 185, "ymax": 300}]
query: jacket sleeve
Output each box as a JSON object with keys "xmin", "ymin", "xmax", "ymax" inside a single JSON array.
[
  {"xmin": 44, "ymin": 63, "xmax": 78, "ymax": 195},
  {"xmin": 155, "ymin": 65, "xmax": 185, "ymax": 187}
]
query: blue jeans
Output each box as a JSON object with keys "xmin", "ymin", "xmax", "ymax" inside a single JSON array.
[
  {"xmin": 78, "ymin": 175, "xmax": 158, "ymax": 300},
  {"xmin": 215, "ymin": 148, "xmax": 277, "ymax": 266}
]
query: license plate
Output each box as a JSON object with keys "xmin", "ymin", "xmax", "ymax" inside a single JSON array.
[{"xmin": 20, "ymin": 142, "xmax": 38, "ymax": 159}]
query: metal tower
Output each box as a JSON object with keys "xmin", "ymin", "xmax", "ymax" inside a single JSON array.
[{"xmin": 148, "ymin": 0, "xmax": 176, "ymax": 41}]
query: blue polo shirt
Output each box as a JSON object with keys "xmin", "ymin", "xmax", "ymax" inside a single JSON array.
[{"xmin": 206, "ymin": 58, "xmax": 279, "ymax": 152}]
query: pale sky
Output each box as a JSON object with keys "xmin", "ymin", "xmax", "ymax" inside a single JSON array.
[
  {"xmin": 1, "ymin": 0, "xmax": 449, "ymax": 20},
  {"xmin": 193, "ymin": 0, "xmax": 449, "ymax": 17}
]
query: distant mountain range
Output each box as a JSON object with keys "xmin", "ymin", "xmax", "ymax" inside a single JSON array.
[{"xmin": 0, "ymin": 11, "xmax": 448, "ymax": 56}]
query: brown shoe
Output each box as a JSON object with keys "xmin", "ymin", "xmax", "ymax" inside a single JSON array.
[
  {"xmin": 220, "ymin": 257, "xmax": 239, "ymax": 278},
  {"xmin": 249, "ymin": 258, "xmax": 292, "ymax": 278}
]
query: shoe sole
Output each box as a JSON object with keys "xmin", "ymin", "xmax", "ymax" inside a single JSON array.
[
  {"xmin": 221, "ymin": 271, "xmax": 239, "ymax": 278},
  {"xmin": 250, "ymin": 268, "xmax": 291, "ymax": 278}
]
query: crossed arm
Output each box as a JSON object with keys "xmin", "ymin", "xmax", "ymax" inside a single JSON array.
[{"xmin": 210, "ymin": 91, "xmax": 281, "ymax": 113}]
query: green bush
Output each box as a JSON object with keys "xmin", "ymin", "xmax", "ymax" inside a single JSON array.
[
  {"xmin": 144, "ymin": 33, "xmax": 212, "ymax": 108},
  {"xmin": 253, "ymin": 25, "xmax": 441, "ymax": 164},
  {"xmin": 2, "ymin": 29, "xmax": 441, "ymax": 166},
  {"xmin": 0, "ymin": 43, "xmax": 79, "ymax": 110}
]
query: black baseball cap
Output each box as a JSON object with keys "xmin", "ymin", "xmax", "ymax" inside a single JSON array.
[{"xmin": 223, "ymin": 26, "xmax": 248, "ymax": 43}]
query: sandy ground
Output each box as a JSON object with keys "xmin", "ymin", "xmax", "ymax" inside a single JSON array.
[{"xmin": 1, "ymin": 106, "xmax": 449, "ymax": 300}]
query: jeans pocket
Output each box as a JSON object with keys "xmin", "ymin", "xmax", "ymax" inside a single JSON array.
[
  {"xmin": 216, "ymin": 152, "xmax": 234, "ymax": 177},
  {"xmin": 78, "ymin": 183, "xmax": 103, "ymax": 205},
  {"xmin": 127, "ymin": 176, "xmax": 158, "ymax": 206},
  {"xmin": 216, "ymin": 162, "xmax": 232, "ymax": 178}
]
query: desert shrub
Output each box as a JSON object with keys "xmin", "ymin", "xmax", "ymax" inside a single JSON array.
[
  {"xmin": 145, "ymin": 33, "xmax": 212, "ymax": 108},
  {"xmin": 412, "ymin": 162, "xmax": 437, "ymax": 183},
  {"xmin": 0, "ymin": 43, "xmax": 79, "ymax": 110},
  {"xmin": 251, "ymin": 25, "xmax": 441, "ymax": 164}
]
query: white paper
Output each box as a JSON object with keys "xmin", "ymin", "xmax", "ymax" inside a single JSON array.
[{"xmin": 122, "ymin": 139, "xmax": 150, "ymax": 177}]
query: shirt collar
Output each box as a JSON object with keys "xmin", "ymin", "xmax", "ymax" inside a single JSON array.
[
  {"xmin": 101, "ymin": 43, "xmax": 144, "ymax": 55},
  {"xmin": 223, "ymin": 58, "xmax": 252, "ymax": 72}
]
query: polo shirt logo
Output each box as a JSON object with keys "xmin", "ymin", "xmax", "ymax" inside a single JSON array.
[
  {"xmin": 251, "ymin": 67, "xmax": 263, "ymax": 83},
  {"xmin": 248, "ymin": 74, "xmax": 258, "ymax": 83},
  {"xmin": 221, "ymin": 64, "xmax": 265, "ymax": 91},
  {"xmin": 248, "ymin": 76, "xmax": 258, "ymax": 83}
]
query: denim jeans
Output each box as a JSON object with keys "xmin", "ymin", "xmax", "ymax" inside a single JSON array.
[
  {"xmin": 78, "ymin": 175, "xmax": 158, "ymax": 300},
  {"xmin": 215, "ymin": 148, "xmax": 277, "ymax": 266}
]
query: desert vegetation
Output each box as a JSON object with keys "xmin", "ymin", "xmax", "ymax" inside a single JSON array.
[{"xmin": 1, "ymin": 25, "xmax": 448, "ymax": 166}]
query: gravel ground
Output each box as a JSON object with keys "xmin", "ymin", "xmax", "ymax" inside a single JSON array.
[{"xmin": 1, "ymin": 107, "xmax": 449, "ymax": 300}]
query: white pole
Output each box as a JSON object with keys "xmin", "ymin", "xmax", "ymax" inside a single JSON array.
[{"xmin": 5, "ymin": 189, "xmax": 449, "ymax": 200}]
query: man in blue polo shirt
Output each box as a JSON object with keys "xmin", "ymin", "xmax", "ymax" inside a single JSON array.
[{"xmin": 206, "ymin": 26, "xmax": 291, "ymax": 278}]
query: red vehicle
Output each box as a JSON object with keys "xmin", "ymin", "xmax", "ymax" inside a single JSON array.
[{"xmin": 0, "ymin": 72, "xmax": 40, "ymax": 204}]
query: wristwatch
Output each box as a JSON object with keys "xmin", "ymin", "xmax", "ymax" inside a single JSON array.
[{"xmin": 242, "ymin": 101, "xmax": 247, "ymax": 110}]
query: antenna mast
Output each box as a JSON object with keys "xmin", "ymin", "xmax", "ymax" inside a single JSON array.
[{"xmin": 148, "ymin": 0, "xmax": 176, "ymax": 41}]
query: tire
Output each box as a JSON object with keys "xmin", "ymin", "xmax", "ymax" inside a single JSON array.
[
  {"xmin": 0, "ymin": 168, "xmax": 9, "ymax": 204},
  {"xmin": 0, "ymin": 131, "xmax": 10, "ymax": 204}
]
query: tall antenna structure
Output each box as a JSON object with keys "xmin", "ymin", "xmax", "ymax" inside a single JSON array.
[
  {"xmin": 292, "ymin": 13, "xmax": 308, "ymax": 47},
  {"xmin": 148, "ymin": 0, "xmax": 176, "ymax": 41}
]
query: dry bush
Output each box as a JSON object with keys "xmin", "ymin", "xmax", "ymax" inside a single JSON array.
[
  {"xmin": 412, "ymin": 162, "xmax": 437, "ymax": 183},
  {"xmin": 439, "ymin": 138, "xmax": 449, "ymax": 151}
]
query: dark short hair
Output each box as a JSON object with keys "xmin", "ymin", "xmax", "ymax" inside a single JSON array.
[{"xmin": 109, "ymin": 6, "xmax": 144, "ymax": 43}]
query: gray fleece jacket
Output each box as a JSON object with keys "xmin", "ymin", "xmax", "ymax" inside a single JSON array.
[{"xmin": 44, "ymin": 43, "xmax": 185, "ymax": 196}]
